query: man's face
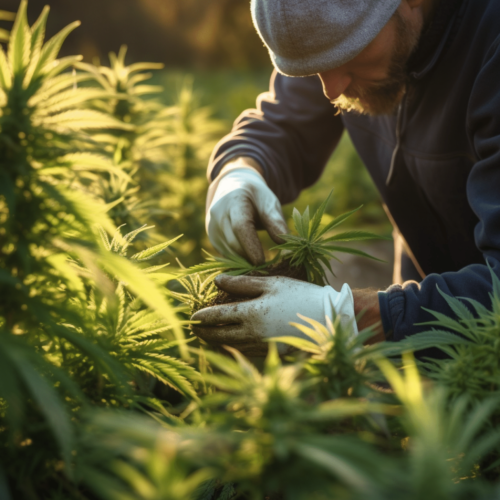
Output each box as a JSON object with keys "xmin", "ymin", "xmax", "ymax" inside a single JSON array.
[{"xmin": 318, "ymin": 10, "xmax": 422, "ymax": 116}]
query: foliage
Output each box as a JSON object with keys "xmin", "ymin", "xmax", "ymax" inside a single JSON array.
[
  {"xmin": 3, "ymin": 3, "xmax": 500, "ymax": 500},
  {"xmin": 0, "ymin": 3, "xmax": 195, "ymax": 497},
  {"xmin": 185, "ymin": 250, "xmax": 273, "ymax": 278},
  {"xmin": 273, "ymin": 191, "xmax": 390, "ymax": 284},
  {"xmin": 0, "ymin": 9, "xmax": 15, "ymax": 42}
]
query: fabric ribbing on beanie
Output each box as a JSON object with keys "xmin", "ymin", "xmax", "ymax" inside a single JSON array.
[{"xmin": 251, "ymin": 0, "xmax": 401, "ymax": 77}]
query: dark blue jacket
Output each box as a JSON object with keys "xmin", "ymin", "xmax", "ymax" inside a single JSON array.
[{"xmin": 208, "ymin": 0, "xmax": 500, "ymax": 347}]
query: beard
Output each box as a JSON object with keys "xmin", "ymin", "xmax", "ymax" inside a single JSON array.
[{"xmin": 332, "ymin": 11, "xmax": 421, "ymax": 116}]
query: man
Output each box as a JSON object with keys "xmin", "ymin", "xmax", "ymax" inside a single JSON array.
[{"xmin": 191, "ymin": 0, "xmax": 500, "ymax": 356}]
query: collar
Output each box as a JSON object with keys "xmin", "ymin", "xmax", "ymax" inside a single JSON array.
[{"xmin": 408, "ymin": 0, "xmax": 464, "ymax": 79}]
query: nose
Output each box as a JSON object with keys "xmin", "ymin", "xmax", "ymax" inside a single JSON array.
[{"xmin": 318, "ymin": 70, "xmax": 352, "ymax": 101}]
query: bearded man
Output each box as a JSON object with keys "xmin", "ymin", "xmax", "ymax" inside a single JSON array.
[{"xmin": 191, "ymin": 0, "xmax": 500, "ymax": 357}]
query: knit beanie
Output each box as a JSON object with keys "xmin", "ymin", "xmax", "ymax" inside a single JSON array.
[{"xmin": 251, "ymin": 0, "xmax": 401, "ymax": 77}]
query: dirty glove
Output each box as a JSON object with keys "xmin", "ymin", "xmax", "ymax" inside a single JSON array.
[
  {"xmin": 191, "ymin": 275, "xmax": 358, "ymax": 356},
  {"xmin": 206, "ymin": 166, "xmax": 288, "ymax": 265}
]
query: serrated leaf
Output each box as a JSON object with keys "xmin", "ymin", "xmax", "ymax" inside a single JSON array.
[
  {"xmin": 8, "ymin": 0, "xmax": 30, "ymax": 76},
  {"xmin": 322, "ymin": 230, "xmax": 391, "ymax": 243},
  {"xmin": 22, "ymin": 6, "xmax": 49, "ymax": 87},
  {"xmin": 289, "ymin": 209, "xmax": 301, "ymax": 237},
  {"xmin": 40, "ymin": 109, "xmax": 134, "ymax": 131},
  {"xmin": 268, "ymin": 335, "xmax": 320, "ymax": 354},
  {"xmin": 310, "ymin": 191, "xmax": 333, "ymax": 239},
  {"xmin": 322, "ymin": 245, "xmax": 385, "ymax": 262},
  {"xmin": 316, "ymin": 206, "xmax": 362, "ymax": 239},
  {"xmin": 131, "ymin": 235, "xmax": 182, "ymax": 262},
  {"xmin": 32, "ymin": 21, "xmax": 80, "ymax": 79},
  {"xmin": 0, "ymin": 45, "xmax": 12, "ymax": 89}
]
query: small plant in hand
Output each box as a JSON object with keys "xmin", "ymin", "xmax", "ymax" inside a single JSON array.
[
  {"xmin": 273, "ymin": 191, "xmax": 389, "ymax": 285},
  {"xmin": 181, "ymin": 191, "xmax": 390, "ymax": 312}
]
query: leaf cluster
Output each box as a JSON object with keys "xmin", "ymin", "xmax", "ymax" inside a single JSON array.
[{"xmin": 274, "ymin": 191, "xmax": 390, "ymax": 284}]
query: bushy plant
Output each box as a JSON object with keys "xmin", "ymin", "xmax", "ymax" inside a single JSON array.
[
  {"xmin": 0, "ymin": 3, "xmax": 195, "ymax": 497},
  {"xmin": 3, "ymin": 3, "xmax": 500, "ymax": 500}
]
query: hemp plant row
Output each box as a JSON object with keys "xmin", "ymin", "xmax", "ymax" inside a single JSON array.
[{"xmin": 2, "ymin": 3, "xmax": 500, "ymax": 500}]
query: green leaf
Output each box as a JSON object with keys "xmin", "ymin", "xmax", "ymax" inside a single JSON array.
[
  {"xmin": 8, "ymin": 345, "xmax": 73, "ymax": 472},
  {"xmin": 309, "ymin": 190, "xmax": 333, "ymax": 239},
  {"xmin": 22, "ymin": 5, "xmax": 49, "ymax": 87},
  {"xmin": 322, "ymin": 230, "xmax": 391, "ymax": 243},
  {"xmin": 131, "ymin": 235, "xmax": 183, "ymax": 262},
  {"xmin": 436, "ymin": 286, "xmax": 475, "ymax": 322},
  {"xmin": 301, "ymin": 206, "xmax": 310, "ymax": 239},
  {"xmin": 94, "ymin": 250, "xmax": 187, "ymax": 358},
  {"xmin": 0, "ymin": 45, "xmax": 12, "ymax": 89},
  {"xmin": 322, "ymin": 244, "xmax": 385, "ymax": 262},
  {"xmin": 316, "ymin": 206, "xmax": 362, "ymax": 239},
  {"xmin": 40, "ymin": 109, "xmax": 134, "ymax": 131},
  {"xmin": 32, "ymin": 20, "xmax": 80, "ymax": 79},
  {"xmin": 292, "ymin": 207, "xmax": 306, "ymax": 238},
  {"xmin": 268, "ymin": 335, "xmax": 320, "ymax": 354},
  {"xmin": 8, "ymin": 0, "xmax": 30, "ymax": 76},
  {"xmin": 57, "ymin": 153, "xmax": 132, "ymax": 181}
]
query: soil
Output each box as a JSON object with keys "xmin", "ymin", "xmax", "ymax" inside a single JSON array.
[{"xmin": 208, "ymin": 259, "xmax": 308, "ymax": 307}]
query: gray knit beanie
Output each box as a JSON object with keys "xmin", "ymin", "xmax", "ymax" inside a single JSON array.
[{"xmin": 251, "ymin": 0, "xmax": 401, "ymax": 77}]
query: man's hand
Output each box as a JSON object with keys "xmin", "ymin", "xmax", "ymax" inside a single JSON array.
[
  {"xmin": 206, "ymin": 157, "xmax": 288, "ymax": 265},
  {"xmin": 191, "ymin": 275, "xmax": 357, "ymax": 356}
]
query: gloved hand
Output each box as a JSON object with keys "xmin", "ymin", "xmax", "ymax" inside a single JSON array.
[
  {"xmin": 206, "ymin": 165, "xmax": 288, "ymax": 265},
  {"xmin": 191, "ymin": 275, "xmax": 358, "ymax": 356}
]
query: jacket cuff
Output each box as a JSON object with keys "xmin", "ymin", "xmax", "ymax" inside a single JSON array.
[
  {"xmin": 208, "ymin": 146, "xmax": 268, "ymax": 183},
  {"xmin": 377, "ymin": 284, "xmax": 405, "ymax": 341}
]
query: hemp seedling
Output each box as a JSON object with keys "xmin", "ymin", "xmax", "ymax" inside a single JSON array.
[{"xmin": 273, "ymin": 191, "xmax": 389, "ymax": 285}]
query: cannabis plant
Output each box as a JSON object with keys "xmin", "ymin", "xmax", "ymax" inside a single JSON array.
[
  {"xmin": 185, "ymin": 250, "xmax": 272, "ymax": 278},
  {"xmin": 156, "ymin": 80, "xmax": 226, "ymax": 264},
  {"xmin": 171, "ymin": 271, "xmax": 219, "ymax": 316},
  {"xmin": 406, "ymin": 267, "xmax": 500, "ymax": 402},
  {"xmin": 274, "ymin": 191, "xmax": 390, "ymax": 284},
  {"xmin": 378, "ymin": 354, "xmax": 500, "ymax": 499},
  {"xmin": 186, "ymin": 345, "xmax": 389, "ymax": 500},
  {"xmin": 0, "ymin": 4, "xmax": 189, "ymax": 497},
  {"xmin": 274, "ymin": 315, "xmax": 394, "ymax": 401}
]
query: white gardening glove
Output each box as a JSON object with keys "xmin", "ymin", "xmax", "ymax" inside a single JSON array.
[
  {"xmin": 191, "ymin": 275, "xmax": 358, "ymax": 356},
  {"xmin": 206, "ymin": 166, "xmax": 288, "ymax": 265}
]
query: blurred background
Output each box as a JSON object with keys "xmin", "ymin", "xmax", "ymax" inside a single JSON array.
[
  {"xmin": 1, "ymin": 0, "xmax": 393, "ymax": 288},
  {"xmin": 1, "ymin": 0, "xmax": 271, "ymax": 69}
]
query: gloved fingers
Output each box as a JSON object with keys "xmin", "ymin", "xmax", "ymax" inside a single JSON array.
[
  {"xmin": 191, "ymin": 300, "xmax": 246, "ymax": 326},
  {"xmin": 214, "ymin": 274, "xmax": 268, "ymax": 297},
  {"xmin": 260, "ymin": 209, "xmax": 289, "ymax": 245},
  {"xmin": 191, "ymin": 323, "xmax": 257, "ymax": 344},
  {"xmin": 207, "ymin": 213, "xmax": 245, "ymax": 259},
  {"xmin": 230, "ymin": 202, "xmax": 265, "ymax": 266},
  {"xmin": 220, "ymin": 223, "xmax": 249, "ymax": 259},
  {"xmin": 232, "ymin": 220, "xmax": 265, "ymax": 265}
]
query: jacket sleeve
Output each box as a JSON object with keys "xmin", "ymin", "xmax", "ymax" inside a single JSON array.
[
  {"xmin": 207, "ymin": 70, "xmax": 344, "ymax": 204},
  {"xmin": 378, "ymin": 37, "xmax": 500, "ymax": 352}
]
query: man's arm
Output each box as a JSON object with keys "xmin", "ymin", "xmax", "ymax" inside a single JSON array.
[
  {"xmin": 375, "ymin": 39, "xmax": 500, "ymax": 351},
  {"xmin": 208, "ymin": 70, "xmax": 344, "ymax": 204},
  {"xmin": 352, "ymin": 289, "xmax": 385, "ymax": 344}
]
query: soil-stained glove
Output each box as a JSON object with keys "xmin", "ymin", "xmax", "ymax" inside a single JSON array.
[
  {"xmin": 191, "ymin": 275, "xmax": 358, "ymax": 356},
  {"xmin": 206, "ymin": 167, "xmax": 288, "ymax": 265}
]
